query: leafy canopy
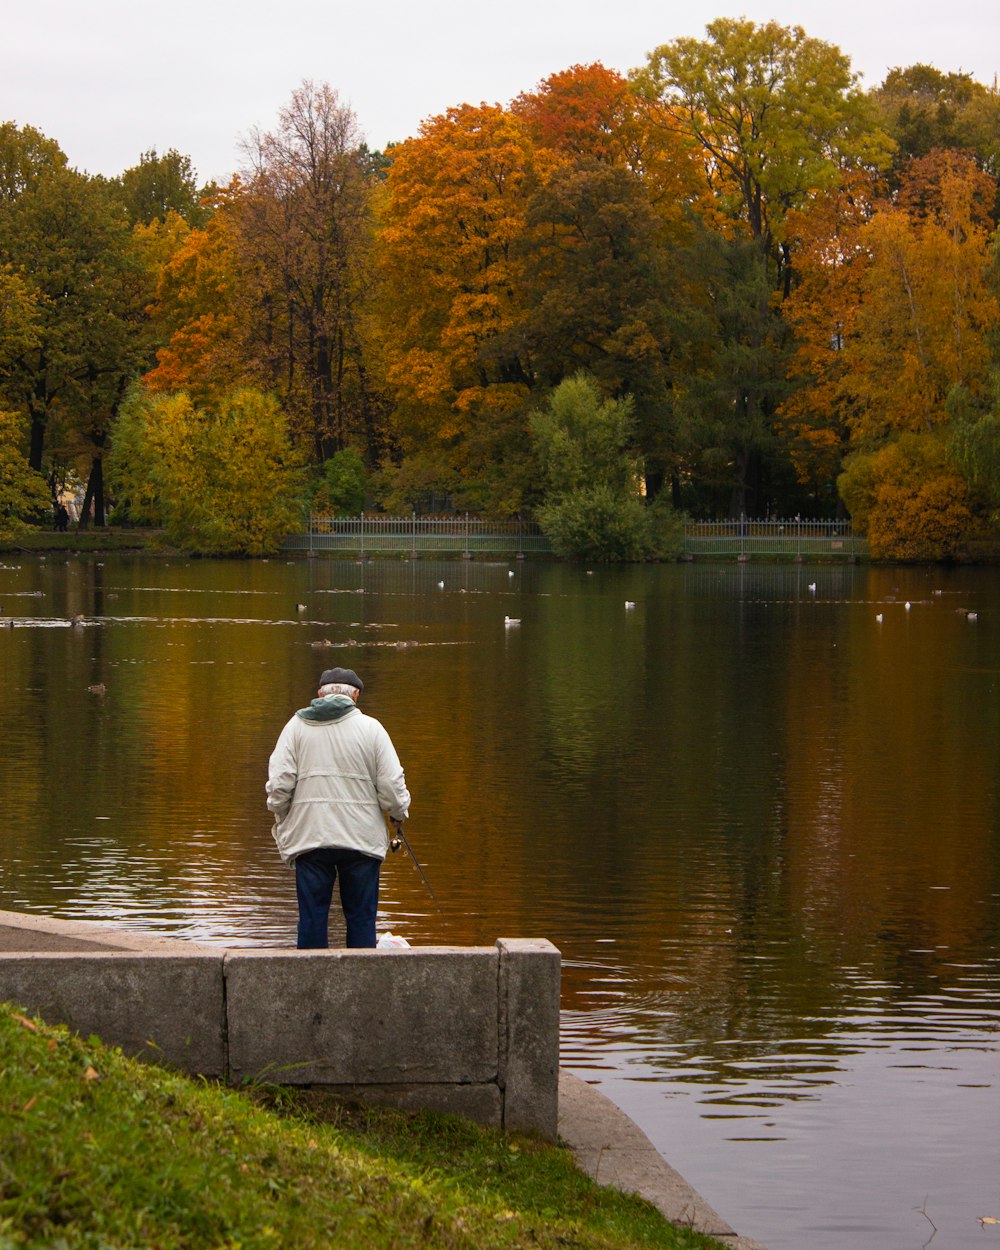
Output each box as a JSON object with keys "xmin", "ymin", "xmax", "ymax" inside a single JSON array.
[{"xmin": 109, "ymin": 386, "xmax": 307, "ymax": 555}]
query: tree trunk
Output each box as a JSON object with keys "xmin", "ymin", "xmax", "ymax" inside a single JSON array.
[{"xmin": 77, "ymin": 456, "xmax": 106, "ymax": 529}]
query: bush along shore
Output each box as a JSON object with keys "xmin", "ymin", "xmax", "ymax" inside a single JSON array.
[{"xmin": 0, "ymin": 1004, "xmax": 727, "ymax": 1250}]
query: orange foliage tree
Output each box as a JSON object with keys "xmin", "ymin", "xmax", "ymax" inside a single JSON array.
[
  {"xmin": 139, "ymin": 188, "xmax": 251, "ymax": 402},
  {"xmin": 374, "ymin": 103, "xmax": 538, "ymax": 512},
  {"xmin": 777, "ymin": 171, "xmax": 883, "ymax": 491}
]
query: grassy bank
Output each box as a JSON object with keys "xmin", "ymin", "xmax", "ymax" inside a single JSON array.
[
  {"xmin": 0, "ymin": 528, "xmax": 166, "ymax": 555},
  {"xmin": 0, "ymin": 1004, "xmax": 725, "ymax": 1250}
]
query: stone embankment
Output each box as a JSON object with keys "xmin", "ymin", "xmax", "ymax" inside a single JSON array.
[
  {"xmin": 0, "ymin": 909, "xmax": 767, "ymax": 1248},
  {"xmin": 0, "ymin": 910, "xmax": 558, "ymax": 1139}
]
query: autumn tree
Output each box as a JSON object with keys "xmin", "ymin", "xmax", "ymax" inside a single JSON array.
[
  {"xmin": 374, "ymin": 102, "xmax": 537, "ymax": 513},
  {"xmin": 108, "ymin": 386, "xmax": 307, "ymax": 554},
  {"xmin": 512, "ymin": 64, "xmax": 708, "ymax": 504},
  {"xmin": 828, "ymin": 152, "xmax": 999, "ymax": 549},
  {"xmin": 0, "ymin": 408, "xmax": 50, "ymax": 536},
  {"xmin": 777, "ymin": 171, "xmax": 882, "ymax": 497},
  {"xmin": 839, "ymin": 432, "xmax": 974, "ymax": 560},
  {"xmin": 846, "ymin": 151, "xmax": 997, "ymax": 444},
  {"xmin": 872, "ymin": 66, "xmax": 1000, "ymax": 193},
  {"xmin": 633, "ymin": 19, "xmax": 893, "ymax": 514},
  {"xmin": 139, "ymin": 188, "xmax": 252, "ymax": 401},
  {"xmin": 237, "ymin": 81, "xmax": 383, "ymax": 464}
]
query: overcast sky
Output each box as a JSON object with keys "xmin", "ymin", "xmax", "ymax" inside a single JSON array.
[{"xmin": 4, "ymin": 0, "xmax": 996, "ymax": 186}]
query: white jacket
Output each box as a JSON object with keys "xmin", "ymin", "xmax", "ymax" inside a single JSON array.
[{"xmin": 266, "ymin": 703, "xmax": 410, "ymax": 865}]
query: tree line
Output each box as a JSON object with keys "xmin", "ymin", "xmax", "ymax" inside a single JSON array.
[{"xmin": 2, "ymin": 18, "xmax": 999, "ymax": 558}]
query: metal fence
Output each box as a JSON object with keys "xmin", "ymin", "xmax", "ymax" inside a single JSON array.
[
  {"xmin": 683, "ymin": 518, "xmax": 866, "ymax": 559},
  {"xmin": 281, "ymin": 514, "xmax": 866, "ymax": 560},
  {"xmin": 283, "ymin": 513, "xmax": 552, "ymax": 557}
]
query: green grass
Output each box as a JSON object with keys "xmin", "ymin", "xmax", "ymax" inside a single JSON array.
[
  {"xmin": 0, "ymin": 528, "xmax": 166, "ymax": 555},
  {"xmin": 0, "ymin": 1004, "xmax": 726, "ymax": 1250}
]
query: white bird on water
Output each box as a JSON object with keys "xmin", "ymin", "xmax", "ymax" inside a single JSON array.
[
  {"xmin": 625, "ymin": 601, "xmax": 635, "ymax": 610},
  {"xmin": 875, "ymin": 613, "xmax": 884, "ymax": 623},
  {"xmin": 808, "ymin": 582, "xmax": 816, "ymax": 592},
  {"xmin": 504, "ymin": 615, "xmax": 521, "ymax": 627}
]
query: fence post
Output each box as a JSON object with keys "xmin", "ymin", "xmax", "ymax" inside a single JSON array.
[
  {"xmin": 464, "ymin": 512, "xmax": 471, "ymax": 560},
  {"xmin": 308, "ymin": 510, "xmax": 313, "ymax": 558},
  {"xmin": 412, "ymin": 511, "xmax": 417, "ymax": 560},
  {"xmin": 360, "ymin": 512, "xmax": 365, "ymax": 560}
]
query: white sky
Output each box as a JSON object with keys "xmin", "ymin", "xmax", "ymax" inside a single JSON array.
[{"xmin": 3, "ymin": 0, "xmax": 997, "ymax": 186}]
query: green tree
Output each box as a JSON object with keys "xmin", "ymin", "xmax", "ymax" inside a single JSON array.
[
  {"xmin": 635, "ymin": 19, "xmax": 892, "ymax": 261},
  {"xmin": 0, "ymin": 166, "xmax": 150, "ymax": 521},
  {"xmin": 530, "ymin": 373, "xmax": 676, "ymax": 560},
  {"xmin": 312, "ymin": 447, "xmax": 366, "ymax": 515},
  {"xmin": 117, "ymin": 148, "xmax": 210, "ymax": 227},
  {"xmin": 0, "ymin": 121, "xmax": 66, "ymax": 202},
  {"xmin": 512, "ymin": 64, "xmax": 710, "ymax": 505},
  {"xmin": 108, "ymin": 386, "xmax": 307, "ymax": 555},
  {"xmin": 0, "ymin": 266, "xmax": 41, "ymax": 373}
]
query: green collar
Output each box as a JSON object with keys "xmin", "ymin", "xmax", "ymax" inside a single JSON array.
[{"xmin": 296, "ymin": 694, "xmax": 358, "ymax": 723}]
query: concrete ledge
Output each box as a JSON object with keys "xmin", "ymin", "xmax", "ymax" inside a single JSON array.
[
  {"xmin": 0, "ymin": 912, "xmax": 560, "ymax": 1140},
  {"xmin": 225, "ymin": 947, "xmax": 500, "ymax": 1086},
  {"xmin": 499, "ymin": 938, "xmax": 560, "ymax": 1138},
  {"xmin": 0, "ymin": 910, "xmax": 217, "ymax": 954},
  {"xmin": 0, "ymin": 952, "xmax": 227, "ymax": 1076}
]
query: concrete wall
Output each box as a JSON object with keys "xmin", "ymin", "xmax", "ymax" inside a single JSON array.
[{"xmin": 0, "ymin": 912, "xmax": 560, "ymax": 1139}]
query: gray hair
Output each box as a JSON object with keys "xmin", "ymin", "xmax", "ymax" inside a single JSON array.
[{"xmin": 318, "ymin": 682, "xmax": 359, "ymax": 699}]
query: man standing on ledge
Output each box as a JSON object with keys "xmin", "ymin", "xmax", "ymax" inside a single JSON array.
[{"xmin": 266, "ymin": 666, "xmax": 411, "ymax": 949}]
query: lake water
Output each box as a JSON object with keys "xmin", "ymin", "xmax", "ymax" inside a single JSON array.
[{"xmin": 1, "ymin": 552, "xmax": 998, "ymax": 1250}]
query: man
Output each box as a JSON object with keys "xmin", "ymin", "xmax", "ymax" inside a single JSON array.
[{"xmin": 266, "ymin": 666, "xmax": 410, "ymax": 949}]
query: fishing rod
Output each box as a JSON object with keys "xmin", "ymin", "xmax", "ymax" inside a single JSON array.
[{"xmin": 389, "ymin": 822, "xmax": 440, "ymax": 908}]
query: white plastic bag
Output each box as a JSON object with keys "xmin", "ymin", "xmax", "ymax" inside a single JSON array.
[{"xmin": 376, "ymin": 931, "xmax": 410, "ymax": 949}]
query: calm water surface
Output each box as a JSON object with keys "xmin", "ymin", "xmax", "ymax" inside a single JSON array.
[{"xmin": 1, "ymin": 553, "xmax": 999, "ymax": 1250}]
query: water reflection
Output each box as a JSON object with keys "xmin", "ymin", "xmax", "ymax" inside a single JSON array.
[{"xmin": 1, "ymin": 555, "xmax": 999, "ymax": 1248}]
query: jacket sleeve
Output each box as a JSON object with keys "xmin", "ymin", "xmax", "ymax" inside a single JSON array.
[
  {"xmin": 373, "ymin": 724, "xmax": 411, "ymax": 822},
  {"xmin": 266, "ymin": 720, "xmax": 298, "ymax": 821}
]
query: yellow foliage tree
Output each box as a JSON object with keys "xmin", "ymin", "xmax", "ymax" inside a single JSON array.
[
  {"xmin": 108, "ymin": 386, "xmax": 307, "ymax": 555},
  {"xmin": 846, "ymin": 152, "xmax": 998, "ymax": 445},
  {"xmin": 0, "ymin": 408, "xmax": 51, "ymax": 536}
]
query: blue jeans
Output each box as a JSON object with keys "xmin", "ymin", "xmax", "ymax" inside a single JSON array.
[{"xmin": 294, "ymin": 847, "xmax": 381, "ymax": 949}]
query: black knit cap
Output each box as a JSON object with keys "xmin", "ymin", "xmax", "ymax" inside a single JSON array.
[{"xmin": 319, "ymin": 667, "xmax": 364, "ymax": 692}]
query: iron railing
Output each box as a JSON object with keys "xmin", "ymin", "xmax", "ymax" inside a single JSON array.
[
  {"xmin": 683, "ymin": 517, "xmax": 866, "ymax": 559},
  {"xmin": 283, "ymin": 513, "xmax": 551, "ymax": 557},
  {"xmin": 281, "ymin": 514, "xmax": 866, "ymax": 560}
]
